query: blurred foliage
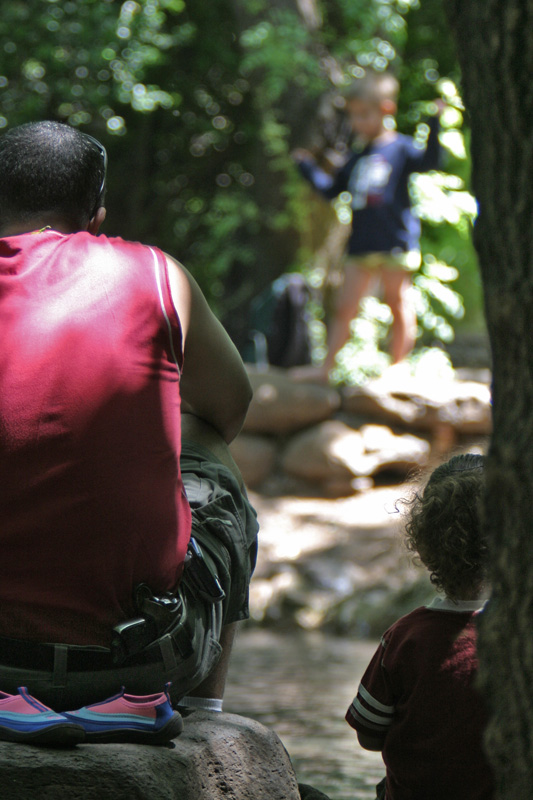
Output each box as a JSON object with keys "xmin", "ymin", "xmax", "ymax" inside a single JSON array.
[{"xmin": 0, "ymin": 0, "xmax": 484, "ymax": 366}]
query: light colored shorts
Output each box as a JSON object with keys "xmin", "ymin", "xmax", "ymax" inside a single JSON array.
[{"xmin": 345, "ymin": 250, "xmax": 421, "ymax": 272}]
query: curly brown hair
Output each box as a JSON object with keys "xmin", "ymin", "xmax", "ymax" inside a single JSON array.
[{"xmin": 403, "ymin": 454, "xmax": 488, "ymax": 601}]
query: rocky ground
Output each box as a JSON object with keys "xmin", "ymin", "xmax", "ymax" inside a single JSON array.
[
  {"xmin": 238, "ymin": 339, "xmax": 491, "ymax": 635},
  {"xmin": 246, "ymin": 483, "xmax": 436, "ymax": 637}
]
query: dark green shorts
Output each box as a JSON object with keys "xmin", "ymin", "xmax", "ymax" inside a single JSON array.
[
  {"xmin": 181, "ymin": 441, "xmax": 258, "ymax": 626},
  {"xmin": 0, "ymin": 443, "xmax": 259, "ymax": 710}
]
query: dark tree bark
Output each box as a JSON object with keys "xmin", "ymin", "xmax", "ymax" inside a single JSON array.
[
  {"xmin": 220, "ymin": 0, "xmax": 341, "ymax": 347},
  {"xmin": 446, "ymin": 2, "xmax": 533, "ymax": 797}
]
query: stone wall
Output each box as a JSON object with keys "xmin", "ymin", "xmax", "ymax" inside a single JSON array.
[{"xmin": 232, "ymin": 365, "xmax": 491, "ymax": 497}]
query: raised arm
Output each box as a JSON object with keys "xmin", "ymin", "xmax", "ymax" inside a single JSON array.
[
  {"xmin": 293, "ymin": 149, "xmax": 352, "ymax": 200},
  {"xmin": 165, "ymin": 254, "xmax": 252, "ymax": 443},
  {"xmin": 405, "ymin": 114, "xmax": 442, "ymax": 173}
]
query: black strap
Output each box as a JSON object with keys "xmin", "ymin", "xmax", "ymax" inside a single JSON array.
[
  {"xmin": 0, "ymin": 636, "xmax": 114, "ymax": 672},
  {"xmin": 52, "ymin": 644, "xmax": 68, "ymax": 687}
]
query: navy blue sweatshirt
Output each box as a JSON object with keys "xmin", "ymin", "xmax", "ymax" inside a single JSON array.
[{"xmin": 298, "ymin": 117, "xmax": 441, "ymax": 257}]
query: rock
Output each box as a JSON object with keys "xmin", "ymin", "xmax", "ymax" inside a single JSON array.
[
  {"xmin": 341, "ymin": 383, "xmax": 433, "ymax": 429},
  {"xmin": 0, "ymin": 711, "xmax": 301, "ymax": 800},
  {"xmin": 436, "ymin": 380, "xmax": 492, "ymax": 434},
  {"xmin": 322, "ymin": 475, "xmax": 373, "ymax": 498},
  {"xmin": 244, "ymin": 366, "xmax": 341, "ymax": 435},
  {"xmin": 358, "ymin": 424, "xmax": 430, "ymax": 477},
  {"xmin": 230, "ymin": 433, "xmax": 278, "ymax": 489},
  {"xmin": 249, "ymin": 567, "xmax": 308, "ymax": 624},
  {"xmin": 282, "ymin": 420, "xmax": 364, "ymax": 496},
  {"xmin": 281, "ymin": 420, "xmax": 364, "ymax": 485},
  {"xmin": 341, "ymin": 375, "xmax": 492, "ymax": 436},
  {"xmin": 298, "ymin": 783, "xmax": 332, "ymax": 799},
  {"xmin": 281, "ymin": 420, "xmax": 429, "ymax": 490}
]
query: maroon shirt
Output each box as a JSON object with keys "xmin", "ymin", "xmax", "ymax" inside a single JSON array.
[
  {"xmin": 346, "ymin": 598, "xmax": 494, "ymax": 800},
  {"xmin": 0, "ymin": 230, "xmax": 191, "ymax": 646}
]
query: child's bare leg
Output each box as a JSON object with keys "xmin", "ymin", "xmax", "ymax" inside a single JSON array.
[
  {"xmin": 289, "ymin": 263, "xmax": 373, "ymax": 383},
  {"xmin": 322, "ymin": 263, "xmax": 374, "ymax": 372},
  {"xmin": 382, "ymin": 270, "xmax": 416, "ymax": 364}
]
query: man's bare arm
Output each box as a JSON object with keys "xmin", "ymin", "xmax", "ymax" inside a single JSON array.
[{"xmin": 165, "ymin": 254, "xmax": 252, "ymax": 443}]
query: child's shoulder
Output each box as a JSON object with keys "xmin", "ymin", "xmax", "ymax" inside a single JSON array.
[
  {"xmin": 385, "ymin": 604, "xmax": 433, "ymax": 634},
  {"xmin": 379, "ymin": 606, "xmax": 432, "ymax": 648},
  {"xmin": 384, "ymin": 599, "xmax": 482, "ymax": 645},
  {"xmin": 378, "ymin": 607, "xmax": 460, "ymax": 668}
]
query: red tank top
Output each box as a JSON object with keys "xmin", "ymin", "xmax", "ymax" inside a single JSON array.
[{"xmin": 0, "ymin": 230, "xmax": 191, "ymax": 645}]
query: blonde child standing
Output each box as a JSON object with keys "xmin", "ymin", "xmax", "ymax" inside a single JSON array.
[{"xmin": 293, "ymin": 71, "xmax": 443, "ymax": 381}]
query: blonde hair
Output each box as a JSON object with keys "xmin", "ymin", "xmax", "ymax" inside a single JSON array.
[{"xmin": 344, "ymin": 70, "xmax": 399, "ymax": 106}]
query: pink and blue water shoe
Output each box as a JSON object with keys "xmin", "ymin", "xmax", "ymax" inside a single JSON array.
[
  {"xmin": 63, "ymin": 685, "xmax": 183, "ymax": 744},
  {"xmin": 0, "ymin": 687, "xmax": 85, "ymax": 745}
]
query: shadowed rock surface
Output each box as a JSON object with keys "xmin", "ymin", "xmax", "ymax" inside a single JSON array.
[
  {"xmin": 0, "ymin": 711, "xmax": 301, "ymax": 800},
  {"xmin": 233, "ymin": 365, "xmax": 491, "ymax": 493},
  {"xmin": 281, "ymin": 421, "xmax": 430, "ymax": 495},
  {"xmin": 243, "ymin": 366, "xmax": 341, "ymax": 436}
]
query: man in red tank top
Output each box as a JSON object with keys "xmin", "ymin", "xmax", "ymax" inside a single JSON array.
[{"xmin": 0, "ymin": 121, "xmax": 258, "ymax": 714}]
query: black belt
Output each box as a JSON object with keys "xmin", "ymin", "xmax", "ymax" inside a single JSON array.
[
  {"xmin": 0, "ymin": 543, "xmax": 214, "ymax": 675},
  {"xmin": 0, "ymin": 634, "xmax": 166, "ymax": 673}
]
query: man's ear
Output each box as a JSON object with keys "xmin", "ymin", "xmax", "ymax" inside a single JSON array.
[{"xmin": 87, "ymin": 206, "xmax": 106, "ymax": 235}]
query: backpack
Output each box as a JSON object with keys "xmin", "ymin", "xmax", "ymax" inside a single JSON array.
[{"xmin": 243, "ymin": 273, "xmax": 312, "ymax": 368}]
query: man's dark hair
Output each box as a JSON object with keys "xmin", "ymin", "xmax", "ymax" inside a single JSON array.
[{"xmin": 0, "ymin": 121, "xmax": 106, "ymax": 229}]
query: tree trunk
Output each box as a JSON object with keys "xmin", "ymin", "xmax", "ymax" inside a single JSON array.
[
  {"xmin": 220, "ymin": 0, "xmax": 339, "ymax": 347},
  {"xmin": 446, "ymin": 1, "xmax": 533, "ymax": 796}
]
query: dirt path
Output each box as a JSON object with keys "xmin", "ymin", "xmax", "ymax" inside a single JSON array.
[{"xmin": 247, "ymin": 484, "xmax": 433, "ymax": 635}]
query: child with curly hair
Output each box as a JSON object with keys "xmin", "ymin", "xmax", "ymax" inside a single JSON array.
[{"xmin": 346, "ymin": 453, "xmax": 494, "ymax": 800}]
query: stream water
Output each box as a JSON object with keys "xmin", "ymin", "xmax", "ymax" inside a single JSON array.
[{"xmin": 225, "ymin": 627, "xmax": 386, "ymax": 800}]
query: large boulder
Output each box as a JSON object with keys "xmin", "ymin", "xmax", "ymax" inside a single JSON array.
[
  {"xmin": 358, "ymin": 424, "xmax": 431, "ymax": 476},
  {"xmin": 282, "ymin": 420, "xmax": 364, "ymax": 483},
  {"xmin": 244, "ymin": 366, "xmax": 341, "ymax": 436},
  {"xmin": 0, "ymin": 711, "xmax": 301, "ymax": 800},
  {"xmin": 341, "ymin": 374, "xmax": 492, "ymax": 435},
  {"xmin": 281, "ymin": 420, "xmax": 429, "ymax": 494},
  {"xmin": 434, "ymin": 379, "xmax": 492, "ymax": 434}
]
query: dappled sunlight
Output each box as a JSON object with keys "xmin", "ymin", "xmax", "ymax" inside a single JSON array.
[
  {"xmin": 250, "ymin": 486, "xmax": 404, "ymax": 561},
  {"xmin": 247, "ymin": 486, "xmax": 429, "ymax": 633}
]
